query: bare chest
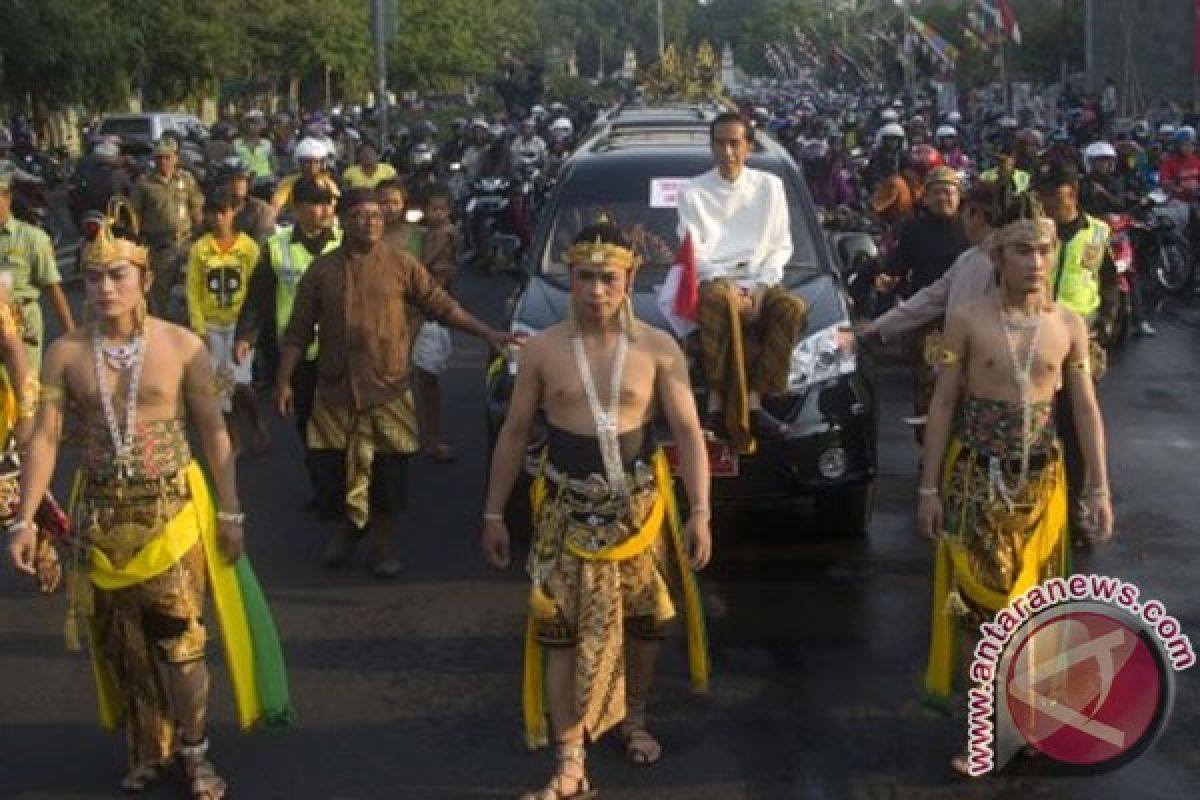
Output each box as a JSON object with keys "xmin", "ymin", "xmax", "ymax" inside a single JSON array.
[
  {"xmin": 65, "ymin": 348, "xmax": 185, "ymax": 414},
  {"xmin": 542, "ymin": 344, "xmax": 656, "ymax": 423},
  {"xmin": 967, "ymin": 322, "xmax": 1071, "ymax": 396}
]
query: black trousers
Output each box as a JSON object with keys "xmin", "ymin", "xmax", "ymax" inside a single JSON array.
[{"xmin": 1055, "ymin": 390, "xmax": 1085, "ymax": 533}]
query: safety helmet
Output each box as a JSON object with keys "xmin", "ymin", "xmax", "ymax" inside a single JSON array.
[
  {"xmin": 294, "ymin": 137, "xmax": 328, "ymax": 161},
  {"xmin": 487, "ymin": 123, "xmax": 507, "ymax": 141},
  {"xmin": 880, "ymin": 108, "xmax": 899, "ymax": 123},
  {"xmin": 935, "ymin": 125, "xmax": 958, "ymax": 141},
  {"xmin": 410, "ymin": 142, "xmax": 435, "ymax": 169},
  {"xmin": 878, "ymin": 122, "xmax": 906, "ymax": 140},
  {"xmin": 946, "ymin": 111, "xmax": 963, "ymax": 125},
  {"xmin": 1175, "ymin": 126, "xmax": 1197, "ymax": 145},
  {"xmin": 217, "ymin": 156, "xmax": 251, "ymax": 181},
  {"xmin": 531, "ymin": 104, "xmax": 547, "ymax": 118},
  {"xmin": 1083, "ymin": 141, "xmax": 1117, "ymax": 171},
  {"xmin": 998, "ymin": 116, "xmax": 1019, "ymax": 130},
  {"xmin": 549, "ymin": 117, "xmax": 573, "ymax": 136},
  {"xmin": 469, "ymin": 116, "xmax": 488, "ymax": 130},
  {"xmin": 1132, "ymin": 119, "xmax": 1150, "ymax": 139},
  {"xmin": 909, "ymin": 143, "xmax": 943, "ymax": 174},
  {"xmin": 1158, "ymin": 123, "xmax": 1176, "ymax": 138},
  {"xmin": 801, "ymin": 139, "xmax": 829, "ymax": 161}
]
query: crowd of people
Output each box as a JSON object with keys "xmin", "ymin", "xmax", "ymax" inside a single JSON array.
[{"xmin": 0, "ymin": 74, "xmax": 1159, "ymax": 796}]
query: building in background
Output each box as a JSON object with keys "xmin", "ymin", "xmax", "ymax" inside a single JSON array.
[{"xmin": 1086, "ymin": 0, "xmax": 1198, "ymax": 110}]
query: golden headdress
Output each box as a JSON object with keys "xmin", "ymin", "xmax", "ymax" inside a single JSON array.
[
  {"xmin": 567, "ymin": 237, "xmax": 640, "ymax": 272},
  {"xmin": 80, "ymin": 198, "xmax": 149, "ymax": 270},
  {"xmin": 987, "ymin": 192, "xmax": 1057, "ymax": 250}
]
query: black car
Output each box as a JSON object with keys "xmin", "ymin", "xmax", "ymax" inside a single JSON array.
[{"xmin": 485, "ymin": 110, "xmax": 878, "ymax": 536}]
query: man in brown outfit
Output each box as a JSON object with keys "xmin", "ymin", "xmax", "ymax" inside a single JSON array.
[{"xmin": 275, "ymin": 188, "xmax": 514, "ymax": 577}]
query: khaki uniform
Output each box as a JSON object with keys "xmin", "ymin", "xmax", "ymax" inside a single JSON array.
[
  {"xmin": 130, "ymin": 169, "xmax": 203, "ymax": 315},
  {"xmin": 0, "ymin": 215, "xmax": 62, "ymax": 369}
]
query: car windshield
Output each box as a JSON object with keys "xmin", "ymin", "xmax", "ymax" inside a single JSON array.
[
  {"xmin": 540, "ymin": 158, "xmax": 820, "ymax": 286},
  {"xmin": 99, "ymin": 118, "xmax": 152, "ymax": 138}
]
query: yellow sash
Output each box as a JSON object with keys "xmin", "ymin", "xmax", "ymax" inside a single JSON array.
[
  {"xmin": 522, "ymin": 449, "xmax": 710, "ymax": 748},
  {"xmin": 923, "ymin": 438, "xmax": 1068, "ymax": 704},
  {"xmin": 81, "ymin": 462, "xmax": 263, "ymax": 731}
]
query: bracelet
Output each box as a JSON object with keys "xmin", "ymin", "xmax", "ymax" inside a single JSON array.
[
  {"xmin": 6, "ymin": 520, "xmax": 30, "ymax": 535},
  {"xmin": 1083, "ymin": 486, "xmax": 1110, "ymax": 498},
  {"xmin": 689, "ymin": 506, "xmax": 710, "ymax": 518},
  {"xmin": 216, "ymin": 511, "xmax": 245, "ymax": 524},
  {"xmin": 917, "ymin": 487, "xmax": 939, "ymax": 498},
  {"xmin": 482, "ymin": 512, "xmax": 504, "ymax": 522}
]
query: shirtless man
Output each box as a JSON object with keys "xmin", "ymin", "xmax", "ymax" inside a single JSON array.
[
  {"xmin": 483, "ymin": 225, "xmax": 712, "ymax": 799},
  {"xmin": 916, "ymin": 194, "xmax": 1113, "ymax": 776},
  {"xmin": 8, "ymin": 207, "xmax": 288, "ymax": 797}
]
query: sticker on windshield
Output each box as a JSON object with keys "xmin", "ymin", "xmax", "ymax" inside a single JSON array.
[{"xmin": 649, "ymin": 178, "xmax": 689, "ymax": 209}]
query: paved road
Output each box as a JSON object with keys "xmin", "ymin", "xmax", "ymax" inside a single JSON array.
[{"xmin": 1, "ymin": 266, "xmax": 1198, "ymax": 799}]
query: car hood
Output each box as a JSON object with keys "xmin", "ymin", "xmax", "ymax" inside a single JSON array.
[{"xmin": 514, "ymin": 270, "xmax": 846, "ymax": 337}]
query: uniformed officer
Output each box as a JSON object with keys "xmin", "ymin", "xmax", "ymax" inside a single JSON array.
[
  {"xmin": 0, "ymin": 170, "xmax": 74, "ymax": 368},
  {"xmin": 1032, "ymin": 160, "xmax": 1117, "ymax": 542},
  {"xmin": 129, "ymin": 137, "xmax": 204, "ymax": 316}
]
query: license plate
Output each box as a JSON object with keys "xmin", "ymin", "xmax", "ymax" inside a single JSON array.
[{"xmin": 661, "ymin": 438, "xmax": 738, "ymax": 477}]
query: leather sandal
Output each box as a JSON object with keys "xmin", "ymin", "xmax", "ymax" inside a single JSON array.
[
  {"xmin": 178, "ymin": 738, "xmax": 227, "ymax": 800},
  {"xmin": 519, "ymin": 743, "xmax": 598, "ymax": 800}
]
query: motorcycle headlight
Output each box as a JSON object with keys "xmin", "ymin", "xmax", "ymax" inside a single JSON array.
[{"xmin": 787, "ymin": 324, "xmax": 857, "ymax": 391}]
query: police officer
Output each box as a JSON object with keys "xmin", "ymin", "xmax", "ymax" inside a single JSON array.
[
  {"xmin": 234, "ymin": 177, "xmax": 340, "ymax": 443},
  {"xmin": 0, "ymin": 170, "xmax": 75, "ymax": 368},
  {"xmin": 1032, "ymin": 160, "xmax": 1118, "ymax": 542},
  {"xmin": 234, "ymin": 111, "xmax": 276, "ymax": 195},
  {"xmin": 130, "ymin": 137, "xmax": 204, "ymax": 316}
]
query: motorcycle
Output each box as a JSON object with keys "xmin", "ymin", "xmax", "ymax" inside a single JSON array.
[
  {"xmin": 1134, "ymin": 189, "xmax": 1193, "ymax": 295},
  {"xmin": 1098, "ymin": 213, "xmax": 1136, "ymax": 349},
  {"xmin": 465, "ymin": 176, "xmax": 522, "ymax": 274}
]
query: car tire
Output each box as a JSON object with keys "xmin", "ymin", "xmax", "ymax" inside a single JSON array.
[{"xmin": 813, "ymin": 483, "xmax": 874, "ymax": 539}]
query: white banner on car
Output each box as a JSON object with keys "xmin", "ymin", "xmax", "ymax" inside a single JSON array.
[{"xmin": 649, "ymin": 177, "xmax": 689, "ymax": 209}]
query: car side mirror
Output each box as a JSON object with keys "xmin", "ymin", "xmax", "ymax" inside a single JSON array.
[{"xmin": 833, "ymin": 232, "xmax": 878, "ymax": 276}]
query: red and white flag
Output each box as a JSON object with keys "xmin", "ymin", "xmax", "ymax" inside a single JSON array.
[
  {"xmin": 996, "ymin": 0, "xmax": 1021, "ymax": 45},
  {"xmin": 657, "ymin": 231, "xmax": 700, "ymax": 338}
]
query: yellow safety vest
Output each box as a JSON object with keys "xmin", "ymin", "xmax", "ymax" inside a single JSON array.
[
  {"xmin": 234, "ymin": 138, "xmax": 273, "ymax": 181},
  {"xmin": 267, "ymin": 226, "xmax": 341, "ymax": 360},
  {"xmin": 981, "ymin": 166, "xmax": 1031, "ymax": 194},
  {"xmin": 1053, "ymin": 214, "xmax": 1109, "ymax": 319}
]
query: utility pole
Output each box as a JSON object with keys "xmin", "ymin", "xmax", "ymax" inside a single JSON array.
[
  {"xmin": 657, "ymin": 0, "xmax": 665, "ymax": 59},
  {"xmin": 371, "ymin": 0, "xmax": 389, "ymax": 147}
]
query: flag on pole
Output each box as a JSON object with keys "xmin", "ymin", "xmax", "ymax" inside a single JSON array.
[
  {"xmin": 909, "ymin": 16, "xmax": 960, "ymax": 69},
  {"xmin": 973, "ymin": 0, "xmax": 1021, "ymax": 46},
  {"xmin": 657, "ymin": 232, "xmax": 699, "ymax": 338}
]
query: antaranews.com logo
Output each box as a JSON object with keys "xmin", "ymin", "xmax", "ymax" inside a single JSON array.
[{"xmin": 965, "ymin": 574, "xmax": 1195, "ymax": 776}]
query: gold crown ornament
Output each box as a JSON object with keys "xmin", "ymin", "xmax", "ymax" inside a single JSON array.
[
  {"xmin": 80, "ymin": 198, "xmax": 149, "ymax": 270},
  {"xmin": 566, "ymin": 237, "xmax": 640, "ymax": 272}
]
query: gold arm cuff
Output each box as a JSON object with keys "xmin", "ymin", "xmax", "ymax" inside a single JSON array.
[{"xmin": 938, "ymin": 348, "xmax": 962, "ymax": 366}]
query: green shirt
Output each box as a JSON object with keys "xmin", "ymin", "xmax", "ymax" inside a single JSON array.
[
  {"xmin": 0, "ymin": 215, "xmax": 60, "ymax": 302},
  {"xmin": 0, "ymin": 215, "xmax": 61, "ymax": 368}
]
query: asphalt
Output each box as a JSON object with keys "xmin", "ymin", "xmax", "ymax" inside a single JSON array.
[{"xmin": 0, "ymin": 259, "xmax": 1197, "ymax": 800}]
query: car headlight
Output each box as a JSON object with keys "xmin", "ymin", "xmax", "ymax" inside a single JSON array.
[
  {"xmin": 787, "ymin": 323, "xmax": 857, "ymax": 391},
  {"xmin": 507, "ymin": 321, "xmax": 541, "ymax": 375}
]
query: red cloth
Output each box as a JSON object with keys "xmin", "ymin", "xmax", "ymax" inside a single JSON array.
[
  {"xmin": 673, "ymin": 232, "xmax": 699, "ymax": 322},
  {"xmin": 1159, "ymin": 153, "xmax": 1200, "ymax": 200}
]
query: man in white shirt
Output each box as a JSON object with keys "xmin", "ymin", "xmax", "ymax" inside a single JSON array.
[
  {"xmin": 677, "ymin": 112, "xmax": 808, "ymax": 453},
  {"xmin": 510, "ymin": 118, "xmax": 548, "ymax": 167}
]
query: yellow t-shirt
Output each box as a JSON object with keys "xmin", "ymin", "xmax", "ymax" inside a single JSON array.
[
  {"xmin": 342, "ymin": 163, "xmax": 399, "ymax": 189},
  {"xmin": 186, "ymin": 233, "xmax": 260, "ymax": 334}
]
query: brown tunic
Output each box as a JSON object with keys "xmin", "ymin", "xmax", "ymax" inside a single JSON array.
[{"xmin": 282, "ymin": 241, "xmax": 460, "ymax": 411}]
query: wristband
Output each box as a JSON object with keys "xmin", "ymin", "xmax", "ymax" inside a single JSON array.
[
  {"xmin": 689, "ymin": 506, "xmax": 710, "ymax": 518},
  {"xmin": 216, "ymin": 511, "xmax": 245, "ymax": 524},
  {"xmin": 483, "ymin": 512, "xmax": 504, "ymax": 522},
  {"xmin": 1083, "ymin": 486, "xmax": 1110, "ymax": 498},
  {"xmin": 6, "ymin": 519, "xmax": 30, "ymax": 535},
  {"xmin": 917, "ymin": 487, "xmax": 939, "ymax": 498}
]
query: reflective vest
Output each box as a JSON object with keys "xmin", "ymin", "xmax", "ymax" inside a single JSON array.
[
  {"xmin": 1053, "ymin": 214, "xmax": 1109, "ymax": 319},
  {"xmin": 267, "ymin": 226, "xmax": 341, "ymax": 360},
  {"xmin": 981, "ymin": 166, "xmax": 1031, "ymax": 194},
  {"xmin": 235, "ymin": 138, "xmax": 273, "ymax": 181}
]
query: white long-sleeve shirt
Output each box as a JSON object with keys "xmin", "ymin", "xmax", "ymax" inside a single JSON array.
[{"xmin": 676, "ymin": 167, "xmax": 793, "ymax": 288}]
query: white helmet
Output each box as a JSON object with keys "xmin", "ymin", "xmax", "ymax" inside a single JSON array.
[
  {"xmin": 935, "ymin": 125, "xmax": 958, "ymax": 140},
  {"xmin": 1083, "ymin": 141, "xmax": 1117, "ymax": 171},
  {"xmin": 880, "ymin": 108, "xmax": 899, "ymax": 122},
  {"xmin": 294, "ymin": 137, "xmax": 328, "ymax": 161},
  {"xmin": 549, "ymin": 117, "xmax": 573, "ymax": 136},
  {"xmin": 946, "ymin": 111, "xmax": 963, "ymax": 125},
  {"xmin": 878, "ymin": 122, "xmax": 906, "ymax": 140},
  {"xmin": 1158, "ymin": 123, "xmax": 1176, "ymax": 137}
]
